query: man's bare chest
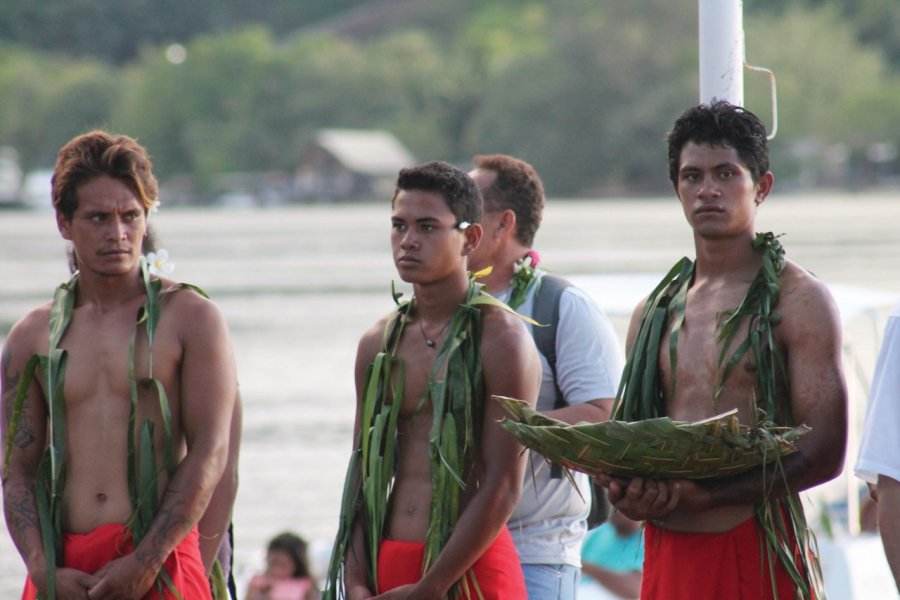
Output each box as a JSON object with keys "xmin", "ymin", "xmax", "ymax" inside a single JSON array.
[
  {"xmin": 55, "ymin": 312, "xmax": 182, "ymax": 407},
  {"xmin": 660, "ymin": 300, "xmax": 769, "ymax": 421}
]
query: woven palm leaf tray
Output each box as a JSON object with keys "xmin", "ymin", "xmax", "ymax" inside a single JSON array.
[{"xmin": 496, "ymin": 395, "xmax": 810, "ymax": 479}]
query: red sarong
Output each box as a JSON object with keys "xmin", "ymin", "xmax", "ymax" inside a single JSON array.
[
  {"xmin": 376, "ymin": 526, "xmax": 526, "ymax": 599},
  {"xmin": 21, "ymin": 523, "xmax": 211, "ymax": 600},
  {"xmin": 642, "ymin": 517, "xmax": 810, "ymax": 600}
]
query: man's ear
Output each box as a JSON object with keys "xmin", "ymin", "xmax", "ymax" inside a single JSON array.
[
  {"xmin": 755, "ymin": 172, "xmax": 774, "ymax": 206},
  {"xmin": 497, "ymin": 209, "xmax": 517, "ymax": 238},
  {"xmin": 57, "ymin": 211, "xmax": 72, "ymax": 240},
  {"xmin": 462, "ymin": 223, "xmax": 483, "ymax": 256}
]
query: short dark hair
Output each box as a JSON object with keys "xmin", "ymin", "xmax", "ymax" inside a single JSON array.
[
  {"xmin": 392, "ymin": 161, "xmax": 482, "ymax": 225},
  {"xmin": 472, "ymin": 154, "xmax": 544, "ymax": 247},
  {"xmin": 667, "ymin": 101, "xmax": 770, "ymax": 187},
  {"xmin": 52, "ymin": 130, "xmax": 158, "ymax": 220},
  {"xmin": 267, "ymin": 531, "xmax": 311, "ymax": 578}
]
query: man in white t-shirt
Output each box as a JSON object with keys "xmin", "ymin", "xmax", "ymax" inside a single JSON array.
[
  {"xmin": 855, "ymin": 304, "xmax": 900, "ymax": 592},
  {"xmin": 468, "ymin": 154, "xmax": 623, "ymax": 599}
]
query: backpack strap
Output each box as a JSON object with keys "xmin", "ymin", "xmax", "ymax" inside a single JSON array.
[
  {"xmin": 531, "ymin": 273, "xmax": 572, "ymax": 482},
  {"xmin": 531, "ymin": 273, "xmax": 612, "ymax": 528},
  {"xmin": 531, "ymin": 273, "xmax": 573, "ymax": 410}
]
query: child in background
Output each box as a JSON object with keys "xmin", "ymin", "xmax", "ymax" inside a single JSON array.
[
  {"xmin": 578, "ymin": 511, "xmax": 643, "ymax": 600},
  {"xmin": 246, "ymin": 532, "xmax": 320, "ymax": 600}
]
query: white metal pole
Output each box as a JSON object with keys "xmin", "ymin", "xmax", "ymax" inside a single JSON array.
[{"xmin": 699, "ymin": 0, "xmax": 745, "ymax": 106}]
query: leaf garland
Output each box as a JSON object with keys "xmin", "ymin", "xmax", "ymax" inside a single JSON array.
[
  {"xmin": 610, "ymin": 232, "xmax": 823, "ymax": 599},
  {"xmin": 3, "ymin": 260, "xmax": 206, "ymax": 599},
  {"xmin": 325, "ymin": 279, "xmax": 505, "ymax": 600}
]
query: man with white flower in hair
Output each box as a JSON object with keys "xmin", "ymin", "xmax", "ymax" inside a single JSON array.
[
  {"xmin": 2, "ymin": 130, "xmax": 238, "ymax": 599},
  {"xmin": 325, "ymin": 160, "xmax": 540, "ymax": 599}
]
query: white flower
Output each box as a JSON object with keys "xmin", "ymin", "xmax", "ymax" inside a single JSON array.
[
  {"xmin": 149, "ymin": 199, "xmax": 161, "ymax": 213},
  {"xmin": 457, "ymin": 221, "xmax": 470, "ymax": 230},
  {"xmin": 146, "ymin": 249, "xmax": 175, "ymax": 276}
]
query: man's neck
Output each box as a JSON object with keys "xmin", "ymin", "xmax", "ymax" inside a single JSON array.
[
  {"xmin": 478, "ymin": 242, "xmax": 531, "ymax": 295},
  {"xmin": 692, "ymin": 231, "xmax": 761, "ymax": 281},
  {"xmin": 412, "ymin": 269, "xmax": 471, "ymax": 322},
  {"xmin": 73, "ymin": 267, "xmax": 146, "ymax": 311}
]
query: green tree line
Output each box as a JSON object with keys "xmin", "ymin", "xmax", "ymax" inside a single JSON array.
[{"xmin": 1, "ymin": 0, "xmax": 898, "ymax": 197}]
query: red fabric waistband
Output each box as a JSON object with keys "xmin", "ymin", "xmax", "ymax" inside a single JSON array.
[
  {"xmin": 21, "ymin": 523, "xmax": 211, "ymax": 600},
  {"xmin": 376, "ymin": 526, "xmax": 526, "ymax": 599}
]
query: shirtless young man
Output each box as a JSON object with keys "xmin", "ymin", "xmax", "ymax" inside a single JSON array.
[
  {"xmin": 600, "ymin": 102, "xmax": 848, "ymax": 599},
  {"xmin": 325, "ymin": 161, "xmax": 540, "ymax": 599},
  {"xmin": 1, "ymin": 131, "xmax": 237, "ymax": 599}
]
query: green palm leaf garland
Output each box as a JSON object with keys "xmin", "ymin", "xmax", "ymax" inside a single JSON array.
[
  {"xmin": 325, "ymin": 278, "xmax": 530, "ymax": 600},
  {"xmin": 2, "ymin": 259, "xmax": 211, "ymax": 600},
  {"xmin": 499, "ymin": 232, "xmax": 823, "ymax": 599},
  {"xmin": 620, "ymin": 232, "xmax": 823, "ymax": 599}
]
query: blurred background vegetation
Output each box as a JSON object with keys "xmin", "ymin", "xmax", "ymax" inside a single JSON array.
[{"xmin": 1, "ymin": 0, "xmax": 898, "ymax": 199}]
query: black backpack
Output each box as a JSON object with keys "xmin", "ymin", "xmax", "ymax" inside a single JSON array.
[{"xmin": 531, "ymin": 273, "xmax": 611, "ymax": 529}]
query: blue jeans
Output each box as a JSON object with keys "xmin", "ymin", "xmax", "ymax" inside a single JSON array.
[{"xmin": 522, "ymin": 563, "xmax": 580, "ymax": 599}]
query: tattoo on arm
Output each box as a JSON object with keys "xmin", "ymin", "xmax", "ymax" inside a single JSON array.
[
  {"xmin": 2, "ymin": 352, "xmax": 37, "ymax": 452},
  {"xmin": 2, "ymin": 345, "xmax": 17, "ymax": 418},
  {"xmin": 4, "ymin": 482, "xmax": 40, "ymax": 545},
  {"xmin": 133, "ymin": 484, "xmax": 214, "ymax": 568}
]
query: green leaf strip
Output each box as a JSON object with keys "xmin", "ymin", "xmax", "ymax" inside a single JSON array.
[
  {"xmin": 5, "ymin": 265, "xmax": 205, "ymax": 598},
  {"xmin": 326, "ymin": 279, "xmax": 508, "ymax": 599},
  {"xmin": 611, "ymin": 233, "xmax": 823, "ymax": 598}
]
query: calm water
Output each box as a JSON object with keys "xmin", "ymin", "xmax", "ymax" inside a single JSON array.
[{"xmin": 1, "ymin": 193, "xmax": 899, "ymax": 596}]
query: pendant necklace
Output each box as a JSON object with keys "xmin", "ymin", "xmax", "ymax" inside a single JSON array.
[{"xmin": 418, "ymin": 314, "xmax": 451, "ymax": 348}]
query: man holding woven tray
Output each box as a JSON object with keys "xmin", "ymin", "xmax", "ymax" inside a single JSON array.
[
  {"xmin": 467, "ymin": 154, "xmax": 623, "ymax": 599},
  {"xmin": 1, "ymin": 131, "xmax": 238, "ymax": 598},
  {"xmin": 324, "ymin": 161, "xmax": 540, "ymax": 599},
  {"xmin": 598, "ymin": 102, "xmax": 848, "ymax": 599}
]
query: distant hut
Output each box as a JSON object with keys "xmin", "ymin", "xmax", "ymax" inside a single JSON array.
[{"xmin": 294, "ymin": 129, "xmax": 416, "ymax": 202}]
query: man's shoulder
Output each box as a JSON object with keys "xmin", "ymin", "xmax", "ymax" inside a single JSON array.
[
  {"xmin": 156, "ymin": 278, "xmax": 230, "ymax": 336},
  {"xmin": 778, "ymin": 261, "xmax": 837, "ymax": 308},
  {"xmin": 5, "ymin": 300, "xmax": 53, "ymax": 352},
  {"xmin": 534, "ymin": 275, "xmax": 613, "ymax": 326},
  {"xmin": 776, "ymin": 260, "xmax": 841, "ymax": 336},
  {"xmin": 356, "ymin": 307, "xmax": 404, "ymax": 364},
  {"xmin": 158, "ymin": 278, "xmax": 217, "ymax": 311},
  {"xmin": 479, "ymin": 302, "xmax": 533, "ymax": 359},
  {"xmin": 481, "ymin": 299, "xmax": 527, "ymax": 332}
]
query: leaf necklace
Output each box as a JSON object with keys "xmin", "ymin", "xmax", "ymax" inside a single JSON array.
[
  {"xmin": 324, "ymin": 277, "xmax": 539, "ymax": 600},
  {"xmin": 4, "ymin": 259, "xmax": 202, "ymax": 599},
  {"xmin": 611, "ymin": 231, "xmax": 823, "ymax": 599}
]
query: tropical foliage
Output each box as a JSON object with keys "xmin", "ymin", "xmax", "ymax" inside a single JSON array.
[{"xmin": 0, "ymin": 0, "xmax": 898, "ymax": 196}]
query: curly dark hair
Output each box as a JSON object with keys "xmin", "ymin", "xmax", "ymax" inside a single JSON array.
[
  {"xmin": 267, "ymin": 532, "xmax": 311, "ymax": 578},
  {"xmin": 392, "ymin": 160, "xmax": 482, "ymax": 226},
  {"xmin": 472, "ymin": 154, "xmax": 544, "ymax": 247},
  {"xmin": 52, "ymin": 130, "xmax": 158, "ymax": 220},
  {"xmin": 667, "ymin": 101, "xmax": 770, "ymax": 188}
]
